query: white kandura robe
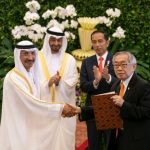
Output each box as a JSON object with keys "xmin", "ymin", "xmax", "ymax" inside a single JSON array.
[
  {"xmin": 39, "ymin": 53, "xmax": 78, "ymax": 150},
  {"xmin": 0, "ymin": 70, "xmax": 64, "ymax": 150}
]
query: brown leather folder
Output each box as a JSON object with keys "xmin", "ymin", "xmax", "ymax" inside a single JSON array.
[{"xmin": 91, "ymin": 92, "xmax": 123, "ymax": 130}]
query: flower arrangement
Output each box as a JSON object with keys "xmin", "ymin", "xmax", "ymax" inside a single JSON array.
[
  {"xmin": 77, "ymin": 8, "xmax": 125, "ymax": 39},
  {"xmin": 97, "ymin": 8, "xmax": 125, "ymax": 39},
  {"xmin": 72, "ymin": 8, "xmax": 125, "ymax": 64},
  {"xmin": 12, "ymin": 0, "xmax": 78, "ymax": 43},
  {"xmin": 12, "ymin": 0, "xmax": 125, "ymax": 45},
  {"xmin": 72, "ymin": 8, "xmax": 126, "ymax": 63}
]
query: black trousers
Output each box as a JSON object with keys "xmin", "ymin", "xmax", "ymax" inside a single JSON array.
[{"xmin": 86, "ymin": 120, "xmax": 111, "ymax": 150}]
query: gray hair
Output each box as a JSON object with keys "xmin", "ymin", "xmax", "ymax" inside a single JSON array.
[{"xmin": 113, "ymin": 51, "xmax": 137, "ymax": 64}]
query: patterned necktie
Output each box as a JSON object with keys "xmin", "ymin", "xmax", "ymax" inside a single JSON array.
[
  {"xmin": 119, "ymin": 82, "xmax": 125, "ymax": 97},
  {"xmin": 99, "ymin": 56, "xmax": 103, "ymax": 73}
]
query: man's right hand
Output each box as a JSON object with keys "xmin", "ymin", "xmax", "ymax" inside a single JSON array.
[
  {"xmin": 93, "ymin": 65, "xmax": 102, "ymax": 84},
  {"xmin": 62, "ymin": 104, "xmax": 81, "ymax": 117},
  {"xmin": 48, "ymin": 72, "xmax": 61, "ymax": 87}
]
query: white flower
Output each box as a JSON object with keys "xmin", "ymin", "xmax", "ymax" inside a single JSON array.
[
  {"xmin": 65, "ymin": 31, "xmax": 76, "ymax": 41},
  {"xmin": 12, "ymin": 27, "xmax": 22, "ymax": 39},
  {"xmin": 42, "ymin": 10, "xmax": 57, "ymax": 19},
  {"xmin": 70, "ymin": 20, "xmax": 78, "ymax": 29},
  {"xmin": 105, "ymin": 20, "xmax": 112, "ymax": 27},
  {"xmin": 24, "ymin": 11, "xmax": 40, "ymax": 25},
  {"xmin": 62, "ymin": 20, "xmax": 69, "ymax": 29},
  {"xmin": 21, "ymin": 26, "xmax": 29, "ymax": 36},
  {"xmin": 26, "ymin": 0, "xmax": 40, "ymax": 12},
  {"xmin": 28, "ymin": 31, "xmax": 38, "ymax": 42},
  {"xmin": 97, "ymin": 16, "xmax": 112, "ymax": 27},
  {"xmin": 29, "ymin": 24, "xmax": 46, "ymax": 34},
  {"xmin": 97, "ymin": 16, "xmax": 105, "ymax": 24},
  {"xmin": 12, "ymin": 24, "xmax": 46, "ymax": 42},
  {"xmin": 59, "ymin": 24, "xmax": 65, "ymax": 31},
  {"xmin": 112, "ymin": 26, "xmax": 125, "ymax": 39},
  {"xmin": 70, "ymin": 32, "xmax": 76, "ymax": 40},
  {"xmin": 47, "ymin": 19, "xmax": 59, "ymax": 28},
  {"xmin": 106, "ymin": 8, "xmax": 114, "ymax": 17},
  {"xmin": 28, "ymin": 32, "xmax": 44, "ymax": 42},
  {"xmin": 42, "ymin": 10, "xmax": 51, "ymax": 19},
  {"xmin": 12, "ymin": 4, "xmax": 78, "ymax": 43},
  {"xmin": 64, "ymin": 31, "xmax": 70, "ymax": 39},
  {"xmin": 46, "ymin": 20, "xmax": 65, "ymax": 31},
  {"xmin": 55, "ymin": 6, "xmax": 67, "ymax": 19},
  {"xmin": 50, "ymin": 10, "xmax": 58, "ymax": 19},
  {"xmin": 66, "ymin": 5, "xmax": 77, "ymax": 18},
  {"xmin": 102, "ymin": 17, "xmax": 112, "ymax": 27},
  {"xmin": 25, "ymin": 20, "xmax": 34, "ymax": 25},
  {"xmin": 12, "ymin": 25, "xmax": 28, "ymax": 39},
  {"xmin": 114, "ymin": 8, "xmax": 121, "ymax": 17},
  {"xmin": 27, "ymin": 25, "xmax": 45, "ymax": 42},
  {"xmin": 106, "ymin": 8, "xmax": 121, "ymax": 18}
]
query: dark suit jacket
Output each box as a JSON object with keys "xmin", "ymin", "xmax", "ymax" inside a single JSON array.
[
  {"xmin": 80, "ymin": 52, "xmax": 116, "ymax": 107},
  {"xmin": 112, "ymin": 73, "xmax": 150, "ymax": 150},
  {"xmin": 80, "ymin": 52, "xmax": 116, "ymax": 150}
]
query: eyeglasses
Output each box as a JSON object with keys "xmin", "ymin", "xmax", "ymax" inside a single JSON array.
[{"xmin": 113, "ymin": 63, "xmax": 129, "ymax": 69}]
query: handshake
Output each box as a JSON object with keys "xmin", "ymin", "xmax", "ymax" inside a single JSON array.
[{"xmin": 62, "ymin": 104, "xmax": 81, "ymax": 117}]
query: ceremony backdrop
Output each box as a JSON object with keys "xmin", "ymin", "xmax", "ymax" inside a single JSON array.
[{"xmin": 0, "ymin": 0, "xmax": 149, "ymax": 114}]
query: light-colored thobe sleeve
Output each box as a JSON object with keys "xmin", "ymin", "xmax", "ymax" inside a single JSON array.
[{"xmin": 0, "ymin": 72, "xmax": 64, "ymax": 150}]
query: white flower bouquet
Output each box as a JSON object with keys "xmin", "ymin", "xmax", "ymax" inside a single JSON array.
[{"xmin": 12, "ymin": 0, "xmax": 78, "ymax": 42}]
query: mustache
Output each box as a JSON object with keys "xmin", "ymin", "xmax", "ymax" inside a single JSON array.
[{"xmin": 25, "ymin": 60, "xmax": 35, "ymax": 63}]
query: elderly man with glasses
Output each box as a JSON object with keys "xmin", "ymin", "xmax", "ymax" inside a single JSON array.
[{"xmin": 74, "ymin": 51, "xmax": 150, "ymax": 150}]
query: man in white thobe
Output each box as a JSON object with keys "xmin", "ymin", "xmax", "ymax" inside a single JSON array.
[
  {"xmin": 0, "ymin": 40, "xmax": 73, "ymax": 150},
  {"xmin": 39, "ymin": 26, "xmax": 78, "ymax": 150}
]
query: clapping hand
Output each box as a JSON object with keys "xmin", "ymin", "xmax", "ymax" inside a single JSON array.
[
  {"xmin": 93, "ymin": 65, "xmax": 102, "ymax": 84},
  {"xmin": 92, "ymin": 64, "xmax": 110, "ymax": 82},
  {"xmin": 102, "ymin": 66, "xmax": 110, "ymax": 81},
  {"xmin": 102, "ymin": 61, "xmax": 110, "ymax": 81}
]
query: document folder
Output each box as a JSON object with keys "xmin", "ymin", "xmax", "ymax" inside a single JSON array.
[{"xmin": 92, "ymin": 92, "xmax": 123, "ymax": 130}]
